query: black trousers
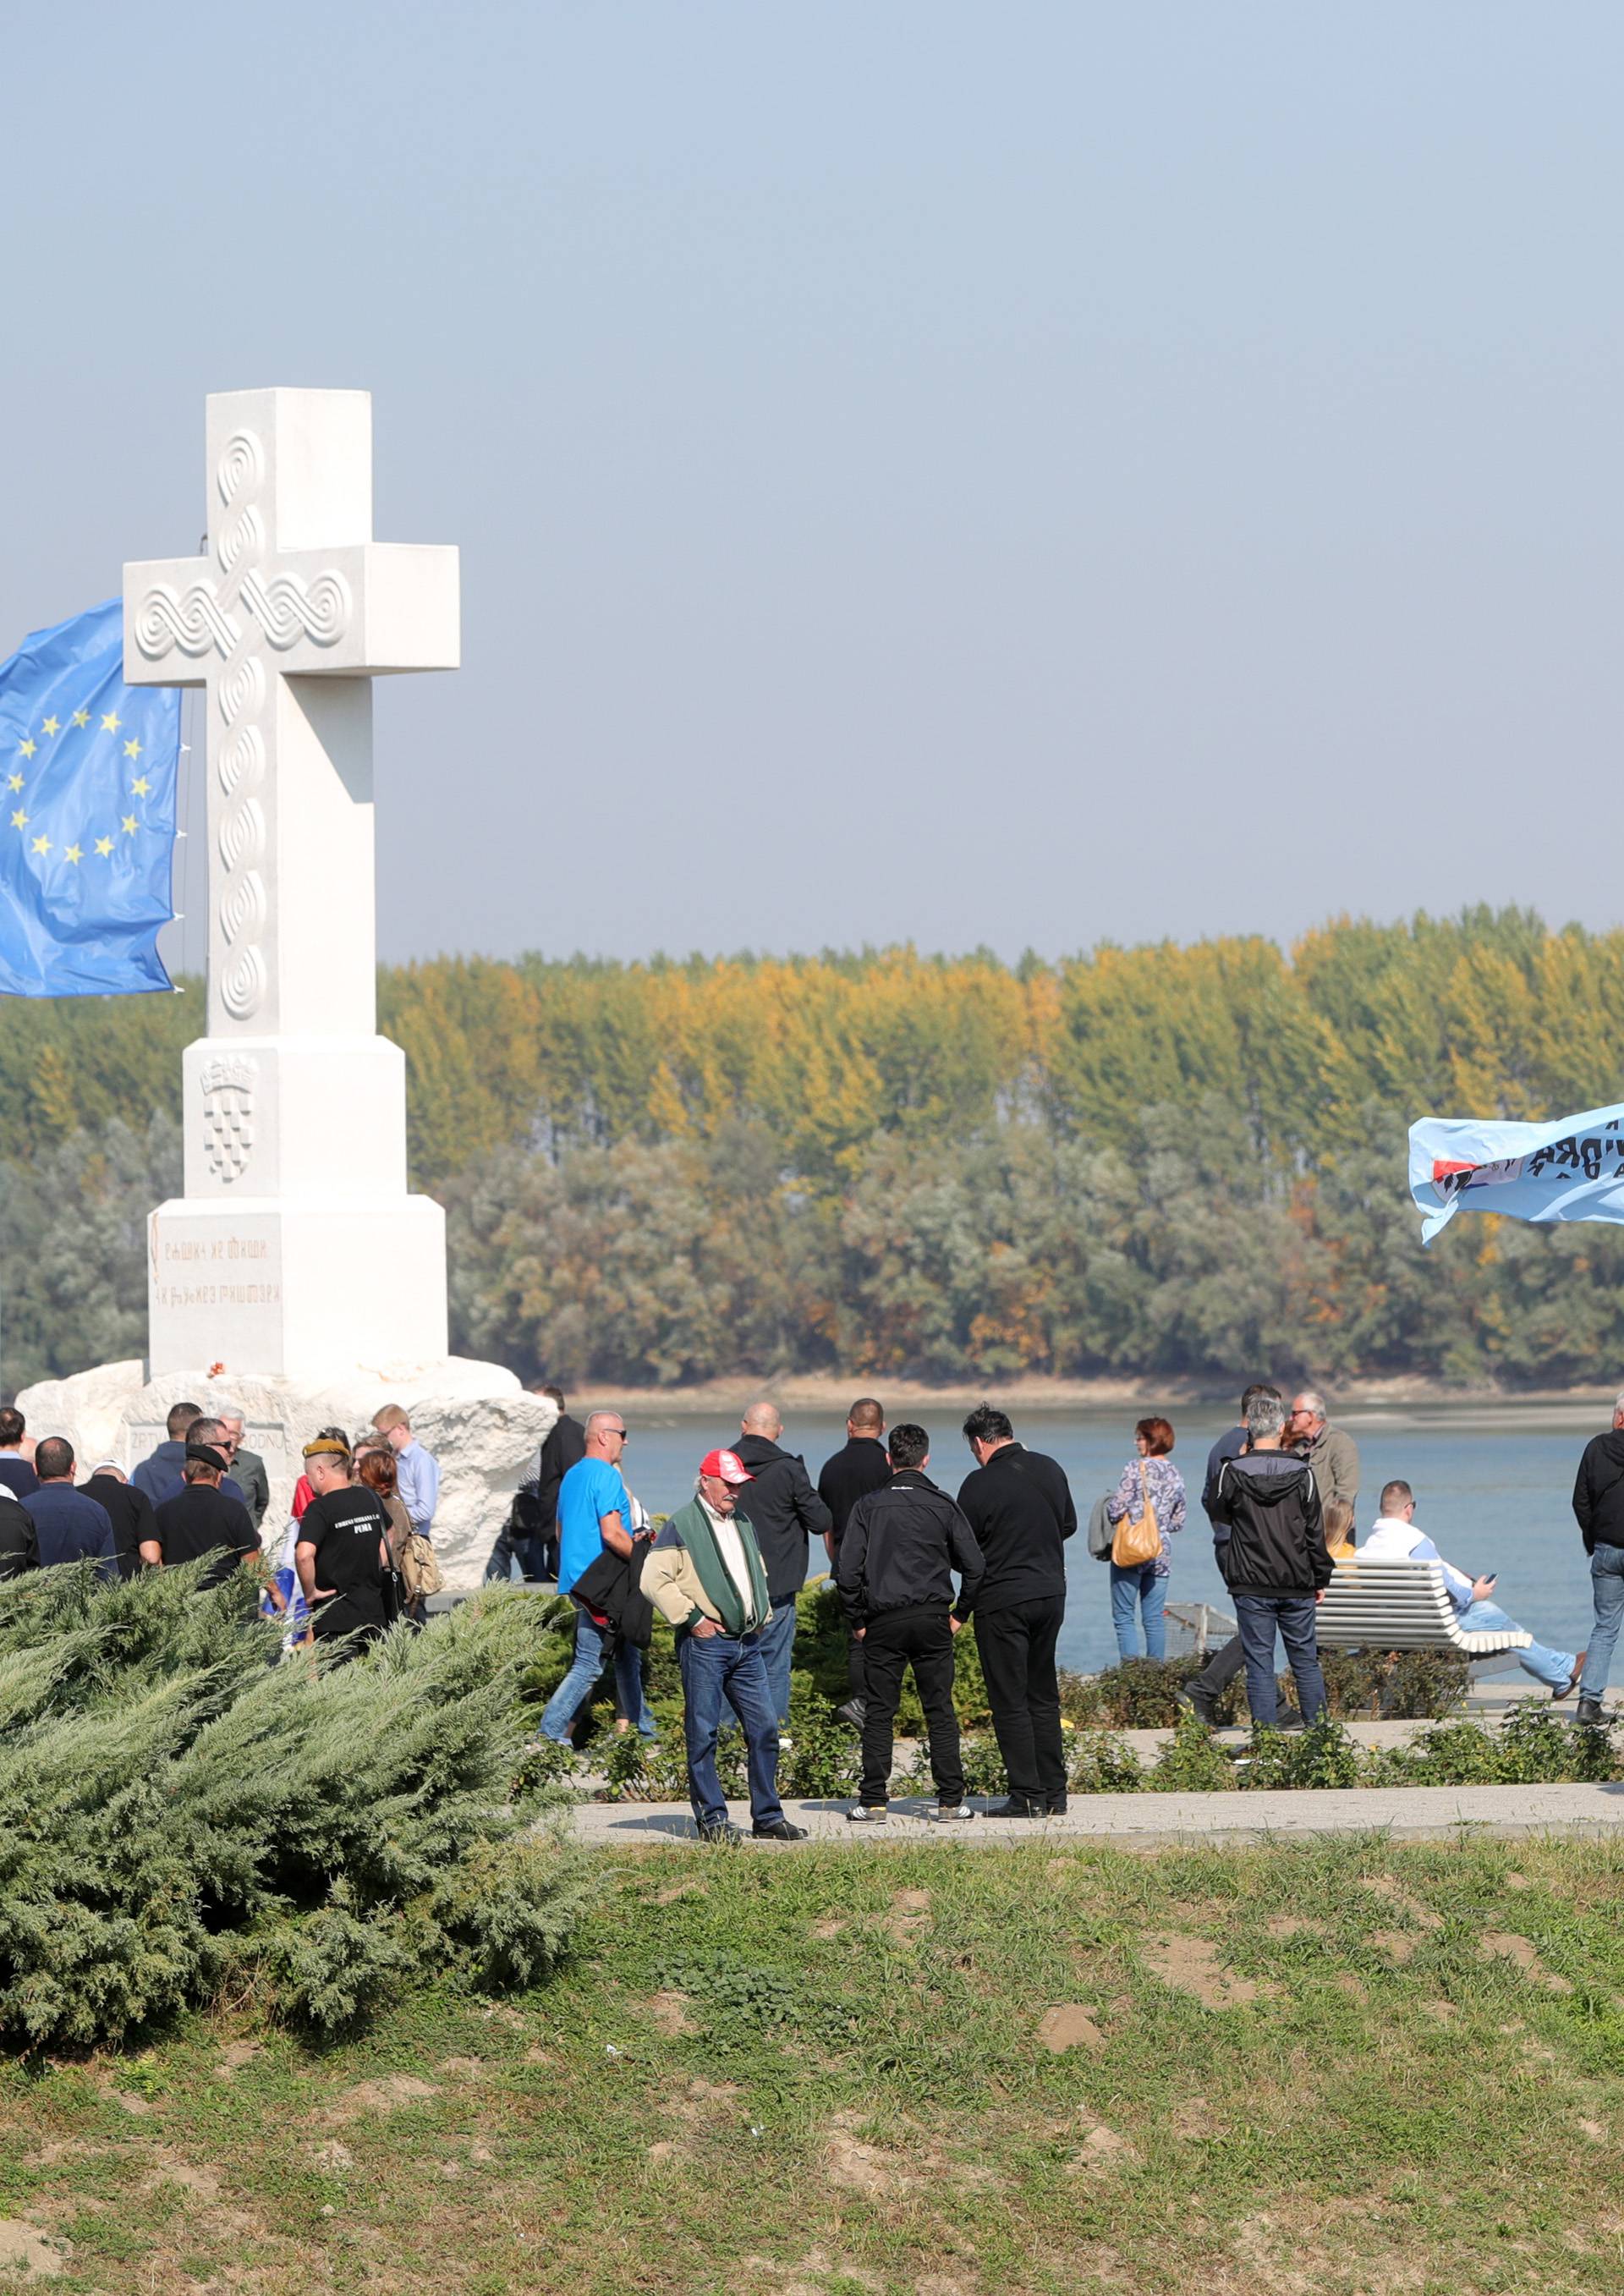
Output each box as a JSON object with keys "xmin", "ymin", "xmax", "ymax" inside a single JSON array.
[
  {"xmin": 1186, "ymin": 1631, "xmax": 1246, "ymax": 1702},
  {"xmin": 859, "ymin": 1604, "xmax": 964, "ymax": 1805},
  {"xmin": 974, "ymin": 1596, "xmax": 1067, "ymax": 1809}
]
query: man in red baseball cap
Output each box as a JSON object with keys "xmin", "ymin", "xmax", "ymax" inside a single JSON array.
[{"xmin": 644, "ymin": 1449, "xmax": 808, "ymax": 1843}]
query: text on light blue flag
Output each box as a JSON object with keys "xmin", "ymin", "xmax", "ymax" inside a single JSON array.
[
  {"xmin": 0, "ymin": 598, "xmax": 180, "ymax": 997},
  {"xmin": 1409, "ymin": 1101, "xmax": 1624, "ymax": 1244}
]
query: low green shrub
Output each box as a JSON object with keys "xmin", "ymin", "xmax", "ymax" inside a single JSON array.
[
  {"xmin": 1144, "ymin": 1711, "xmax": 1237, "ymax": 1793},
  {"xmin": 1067, "ymin": 1731, "xmax": 1145, "ymax": 1794},
  {"xmin": 1239, "ymin": 1718, "xmax": 1363, "ymax": 1791},
  {"xmin": 0, "ymin": 1565, "xmax": 590, "ymax": 2050}
]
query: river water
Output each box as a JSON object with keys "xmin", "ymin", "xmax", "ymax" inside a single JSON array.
[{"xmin": 600, "ymin": 1402, "xmax": 1606, "ymax": 1678}]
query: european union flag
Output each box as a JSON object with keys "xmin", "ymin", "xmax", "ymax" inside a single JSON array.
[{"xmin": 0, "ymin": 598, "xmax": 180, "ymax": 997}]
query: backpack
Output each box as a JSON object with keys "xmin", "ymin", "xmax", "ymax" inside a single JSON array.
[{"xmin": 397, "ymin": 1527, "xmax": 445, "ymax": 1601}]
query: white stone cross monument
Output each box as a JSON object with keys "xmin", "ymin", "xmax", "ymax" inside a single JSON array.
[
  {"xmin": 16, "ymin": 387, "xmax": 551, "ymax": 1579},
  {"xmin": 124, "ymin": 387, "xmax": 457, "ymax": 1378}
]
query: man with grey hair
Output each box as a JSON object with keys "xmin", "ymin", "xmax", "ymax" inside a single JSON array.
[
  {"xmin": 134, "ymin": 1409, "xmax": 250, "ymax": 1513},
  {"xmin": 1570, "ymin": 1391, "xmax": 1624, "ymax": 1723},
  {"xmin": 215, "ymin": 1405, "xmax": 270, "ymax": 1530},
  {"xmin": 728, "ymin": 1401, "xmax": 832, "ymax": 1726},
  {"xmin": 1285, "ymin": 1390, "xmax": 1360, "ymax": 1519},
  {"xmin": 1208, "ymin": 1390, "xmax": 1334, "ymax": 1727}
]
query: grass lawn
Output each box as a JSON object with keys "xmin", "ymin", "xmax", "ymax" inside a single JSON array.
[{"xmin": 3, "ymin": 1834, "xmax": 1623, "ymax": 2294}]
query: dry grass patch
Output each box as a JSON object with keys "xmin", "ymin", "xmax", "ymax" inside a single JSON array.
[
  {"xmin": 0, "ymin": 2220, "xmax": 69, "ymax": 2277},
  {"xmin": 1141, "ymin": 1931, "xmax": 1267, "ymax": 2008},
  {"xmin": 1477, "ymin": 1931, "xmax": 1573, "ymax": 1992},
  {"xmin": 1035, "ymin": 2004, "xmax": 1105, "ymax": 2054}
]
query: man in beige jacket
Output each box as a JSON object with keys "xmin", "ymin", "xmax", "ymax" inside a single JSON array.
[{"xmin": 644, "ymin": 1448, "xmax": 807, "ymax": 1846}]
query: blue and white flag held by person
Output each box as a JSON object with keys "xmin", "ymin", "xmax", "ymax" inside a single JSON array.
[
  {"xmin": 1410, "ymin": 1102, "xmax": 1624, "ymax": 1244},
  {"xmin": 0, "ymin": 598, "xmax": 180, "ymax": 997}
]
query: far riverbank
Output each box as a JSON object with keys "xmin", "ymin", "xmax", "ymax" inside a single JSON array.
[{"xmin": 574, "ymin": 1373, "xmax": 1620, "ymax": 1416}]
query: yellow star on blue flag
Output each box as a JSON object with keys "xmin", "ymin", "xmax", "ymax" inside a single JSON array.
[{"xmin": 0, "ymin": 598, "xmax": 180, "ymax": 996}]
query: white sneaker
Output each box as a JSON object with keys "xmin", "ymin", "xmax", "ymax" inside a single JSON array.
[
  {"xmin": 846, "ymin": 1803, "xmax": 888, "ymax": 1823},
  {"xmin": 931, "ymin": 1802, "xmax": 976, "ymax": 1821}
]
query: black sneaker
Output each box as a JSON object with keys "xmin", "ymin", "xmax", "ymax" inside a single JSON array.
[
  {"xmin": 1178, "ymin": 1686, "xmax": 1219, "ymax": 1727},
  {"xmin": 1553, "ymin": 1651, "xmax": 1588, "ymax": 1701},
  {"xmin": 986, "ymin": 1796, "xmax": 1045, "ymax": 1819},
  {"xmin": 836, "ymin": 1698, "xmax": 867, "ymax": 1728},
  {"xmin": 1045, "ymin": 1797, "xmax": 1069, "ymax": 1816},
  {"xmin": 697, "ymin": 1819, "xmax": 742, "ymax": 1844},
  {"xmin": 752, "ymin": 1819, "xmax": 809, "ymax": 1842},
  {"xmin": 1576, "ymin": 1695, "xmax": 1606, "ymax": 1727},
  {"xmin": 845, "ymin": 1803, "xmax": 888, "ymax": 1823}
]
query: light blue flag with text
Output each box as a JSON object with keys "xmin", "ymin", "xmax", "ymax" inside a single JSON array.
[{"xmin": 1409, "ymin": 1101, "xmax": 1624, "ymax": 1244}]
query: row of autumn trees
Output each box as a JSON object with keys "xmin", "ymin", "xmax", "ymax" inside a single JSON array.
[{"xmin": 4, "ymin": 905, "xmax": 1624, "ymax": 1392}]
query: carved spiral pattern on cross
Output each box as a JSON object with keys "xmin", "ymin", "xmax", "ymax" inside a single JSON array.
[
  {"xmin": 240, "ymin": 568, "xmax": 352, "ymax": 649},
  {"xmin": 214, "ymin": 431, "xmax": 270, "ymax": 1025}
]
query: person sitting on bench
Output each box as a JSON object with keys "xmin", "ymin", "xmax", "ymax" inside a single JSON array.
[{"xmin": 1363, "ymin": 1480, "xmax": 1583, "ymax": 1700}]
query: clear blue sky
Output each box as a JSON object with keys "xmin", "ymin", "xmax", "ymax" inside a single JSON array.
[{"xmin": 2, "ymin": 3, "xmax": 1619, "ymax": 969}]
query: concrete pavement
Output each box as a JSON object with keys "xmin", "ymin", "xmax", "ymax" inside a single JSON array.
[{"xmin": 569, "ymin": 1777, "xmax": 1624, "ymax": 1849}]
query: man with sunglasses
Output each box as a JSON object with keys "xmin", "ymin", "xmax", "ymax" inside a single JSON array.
[
  {"xmin": 134, "ymin": 1408, "xmax": 250, "ymax": 1513},
  {"xmin": 540, "ymin": 1412, "xmax": 656, "ymax": 1743}
]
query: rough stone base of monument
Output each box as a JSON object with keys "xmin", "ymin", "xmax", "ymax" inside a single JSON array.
[{"xmin": 14, "ymin": 1357, "xmax": 552, "ymax": 1591}]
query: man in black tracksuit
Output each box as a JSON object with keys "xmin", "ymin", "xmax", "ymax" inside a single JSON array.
[
  {"xmin": 1207, "ymin": 1392, "xmax": 1333, "ymax": 1726},
  {"xmin": 955, "ymin": 1403, "xmax": 1078, "ymax": 1817},
  {"xmin": 729, "ymin": 1403, "xmax": 834, "ymax": 1725},
  {"xmin": 837, "ymin": 1423, "xmax": 984, "ymax": 1819},
  {"xmin": 817, "ymin": 1397, "xmax": 891, "ymax": 1723},
  {"xmin": 486, "ymin": 1387, "xmax": 585, "ymax": 1583}
]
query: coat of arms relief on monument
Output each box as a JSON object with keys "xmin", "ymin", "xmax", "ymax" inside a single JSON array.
[{"xmin": 199, "ymin": 1053, "xmax": 258, "ymax": 1184}]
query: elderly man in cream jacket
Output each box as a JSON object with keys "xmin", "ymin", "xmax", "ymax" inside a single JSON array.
[{"xmin": 644, "ymin": 1448, "xmax": 808, "ymax": 1846}]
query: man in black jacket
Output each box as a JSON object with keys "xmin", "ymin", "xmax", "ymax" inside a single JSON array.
[
  {"xmin": 486, "ymin": 1387, "xmax": 585, "ymax": 1583},
  {"xmin": 837, "ymin": 1423, "xmax": 984, "ymax": 1821},
  {"xmin": 1572, "ymin": 1392, "xmax": 1624, "ymax": 1723},
  {"xmin": 1208, "ymin": 1392, "xmax": 1333, "ymax": 1726},
  {"xmin": 0, "ymin": 1485, "xmax": 38, "ymax": 1578},
  {"xmin": 817, "ymin": 1397, "xmax": 890, "ymax": 1726},
  {"xmin": 729, "ymin": 1403, "xmax": 834, "ymax": 1725},
  {"xmin": 1179, "ymin": 1383, "xmax": 1281, "ymax": 1725},
  {"xmin": 80, "ymin": 1462, "xmax": 159, "ymax": 1581},
  {"xmin": 956, "ymin": 1404, "xmax": 1078, "ymax": 1818}
]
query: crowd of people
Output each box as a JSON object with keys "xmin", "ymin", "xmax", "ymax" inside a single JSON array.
[
  {"xmin": 502, "ymin": 1378, "xmax": 1617, "ymax": 1837},
  {"xmin": 3, "ymin": 1371, "xmax": 1621, "ymax": 1837},
  {"xmin": 0, "ymin": 1399, "xmax": 442, "ymax": 1658}
]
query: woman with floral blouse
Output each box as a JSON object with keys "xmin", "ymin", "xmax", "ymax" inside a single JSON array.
[{"xmin": 1104, "ymin": 1415, "xmax": 1186, "ymax": 1661}]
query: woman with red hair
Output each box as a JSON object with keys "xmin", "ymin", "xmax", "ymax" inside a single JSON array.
[{"xmin": 1104, "ymin": 1416, "xmax": 1186, "ymax": 1661}]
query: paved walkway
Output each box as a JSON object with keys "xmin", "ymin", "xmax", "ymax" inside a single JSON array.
[{"xmin": 570, "ymin": 1779, "xmax": 1624, "ymax": 1849}]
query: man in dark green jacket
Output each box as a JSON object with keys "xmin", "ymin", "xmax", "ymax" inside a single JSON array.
[{"xmin": 645, "ymin": 1449, "xmax": 806, "ymax": 1845}]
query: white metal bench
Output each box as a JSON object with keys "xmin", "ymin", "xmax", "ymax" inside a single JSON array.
[{"xmin": 1314, "ymin": 1557, "xmax": 1532, "ymax": 1655}]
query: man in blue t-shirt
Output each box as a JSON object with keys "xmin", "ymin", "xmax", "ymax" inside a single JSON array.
[{"xmin": 540, "ymin": 1412, "xmax": 656, "ymax": 1744}]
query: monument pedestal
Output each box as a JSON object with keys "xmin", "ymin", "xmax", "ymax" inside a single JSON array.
[
  {"xmin": 14, "ymin": 1356, "xmax": 552, "ymax": 1590},
  {"xmin": 149, "ymin": 1194, "xmax": 448, "ymax": 1380}
]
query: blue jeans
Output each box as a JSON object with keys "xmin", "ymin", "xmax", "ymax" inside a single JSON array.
[
  {"xmin": 1233, "ymin": 1591, "xmax": 1327, "ymax": 1725},
  {"xmin": 1109, "ymin": 1562, "xmax": 1166, "ymax": 1660},
  {"xmin": 1456, "ymin": 1598, "xmax": 1574, "ymax": 1694},
  {"xmin": 726, "ymin": 1597, "xmax": 798, "ymax": 1728},
  {"xmin": 679, "ymin": 1626, "xmax": 785, "ymax": 1832},
  {"xmin": 540, "ymin": 1613, "xmax": 656, "ymax": 1743},
  {"xmin": 1581, "ymin": 1546, "xmax": 1624, "ymax": 1701}
]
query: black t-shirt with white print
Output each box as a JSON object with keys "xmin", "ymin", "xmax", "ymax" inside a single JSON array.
[{"xmin": 298, "ymin": 1484, "xmax": 391, "ymax": 1635}]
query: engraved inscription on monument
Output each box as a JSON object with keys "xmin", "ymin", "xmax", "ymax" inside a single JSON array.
[{"xmin": 151, "ymin": 1227, "xmax": 283, "ymax": 1316}]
